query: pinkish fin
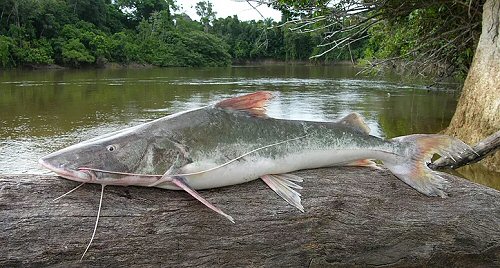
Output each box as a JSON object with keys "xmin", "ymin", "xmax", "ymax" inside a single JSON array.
[
  {"xmin": 261, "ymin": 174, "xmax": 304, "ymax": 212},
  {"xmin": 171, "ymin": 177, "xmax": 234, "ymax": 223},
  {"xmin": 215, "ymin": 91, "xmax": 273, "ymax": 117},
  {"xmin": 338, "ymin": 112, "xmax": 370, "ymax": 134},
  {"xmin": 386, "ymin": 134, "xmax": 475, "ymax": 198},
  {"xmin": 343, "ymin": 159, "xmax": 382, "ymax": 170}
]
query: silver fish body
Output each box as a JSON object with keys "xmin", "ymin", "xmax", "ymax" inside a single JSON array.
[
  {"xmin": 40, "ymin": 91, "xmax": 474, "ymax": 206},
  {"xmin": 151, "ymin": 107, "xmax": 396, "ymax": 190}
]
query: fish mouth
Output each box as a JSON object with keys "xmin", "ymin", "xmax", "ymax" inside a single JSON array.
[{"xmin": 38, "ymin": 158, "xmax": 95, "ymax": 183}]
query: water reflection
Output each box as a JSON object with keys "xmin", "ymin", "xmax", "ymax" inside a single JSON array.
[{"xmin": 0, "ymin": 65, "xmax": 496, "ymax": 189}]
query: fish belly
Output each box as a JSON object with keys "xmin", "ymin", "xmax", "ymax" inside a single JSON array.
[{"xmin": 161, "ymin": 148, "xmax": 378, "ymax": 190}]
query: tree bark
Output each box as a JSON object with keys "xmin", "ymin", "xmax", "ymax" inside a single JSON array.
[
  {"xmin": 1, "ymin": 168, "xmax": 499, "ymax": 267},
  {"xmin": 446, "ymin": 0, "xmax": 500, "ymax": 171}
]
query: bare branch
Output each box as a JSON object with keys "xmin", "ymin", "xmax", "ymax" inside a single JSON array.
[{"xmin": 311, "ymin": 34, "xmax": 369, "ymax": 59}]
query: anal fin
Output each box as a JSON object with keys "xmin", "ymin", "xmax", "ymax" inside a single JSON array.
[
  {"xmin": 343, "ymin": 159, "xmax": 382, "ymax": 170},
  {"xmin": 261, "ymin": 174, "xmax": 304, "ymax": 212},
  {"xmin": 171, "ymin": 176, "xmax": 235, "ymax": 223}
]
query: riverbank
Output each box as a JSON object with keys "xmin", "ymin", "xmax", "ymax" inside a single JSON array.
[
  {"xmin": 4, "ymin": 62, "xmax": 155, "ymax": 70},
  {"xmin": 1, "ymin": 59, "xmax": 358, "ymax": 71}
]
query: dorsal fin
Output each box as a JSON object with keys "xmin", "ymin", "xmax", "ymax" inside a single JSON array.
[
  {"xmin": 338, "ymin": 113, "xmax": 370, "ymax": 134},
  {"xmin": 215, "ymin": 91, "xmax": 273, "ymax": 117}
]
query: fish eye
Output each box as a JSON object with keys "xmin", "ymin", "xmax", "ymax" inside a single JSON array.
[{"xmin": 106, "ymin": 145, "xmax": 116, "ymax": 152}]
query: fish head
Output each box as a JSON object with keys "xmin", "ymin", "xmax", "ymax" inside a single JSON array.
[{"xmin": 39, "ymin": 130, "xmax": 153, "ymax": 185}]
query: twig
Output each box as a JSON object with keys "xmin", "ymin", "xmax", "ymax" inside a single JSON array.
[{"xmin": 429, "ymin": 131, "xmax": 500, "ymax": 170}]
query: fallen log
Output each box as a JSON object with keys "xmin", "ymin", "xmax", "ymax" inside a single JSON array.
[{"xmin": 1, "ymin": 168, "xmax": 499, "ymax": 267}]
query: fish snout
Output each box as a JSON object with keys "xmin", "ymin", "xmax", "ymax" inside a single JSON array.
[{"xmin": 38, "ymin": 157, "xmax": 92, "ymax": 182}]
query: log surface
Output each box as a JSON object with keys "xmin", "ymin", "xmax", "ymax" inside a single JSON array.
[{"xmin": 1, "ymin": 168, "xmax": 499, "ymax": 267}]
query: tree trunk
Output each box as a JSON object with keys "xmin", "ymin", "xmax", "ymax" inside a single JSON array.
[
  {"xmin": 446, "ymin": 0, "xmax": 500, "ymax": 171},
  {"xmin": 1, "ymin": 168, "xmax": 499, "ymax": 267}
]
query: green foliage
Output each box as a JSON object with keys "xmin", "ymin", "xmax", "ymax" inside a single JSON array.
[
  {"xmin": 283, "ymin": 27, "xmax": 314, "ymax": 60},
  {"xmin": 117, "ymin": 0, "xmax": 177, "ymax": 24},
  {"xmin": 0, "ymin": 35, "xmax": 13, "ymax": 67},
  {"xmin": 174, "ymin": 14, "xmax": 203, "ymax": 32},
  {"xmin": 136, "ymin": 11, "xmax": 231, "ymax": 67},
  {"xmin": 211, "ymin": 16, "xmax": 286, "ymax": 61},
  {"xmin": 12, "ymin": 39, "xmax": 54, "ymax": 65},
  {"xmin": 109, "ymin": 31, "xmax": 142, "ymax": 63},
  {"xmin": 195, "ymin": 1, "xmax": 216, "ymax": 32},
  {"xmin": 181, "ymin": 31, "xmax": 231, "ymax": 66},
  {"xmin": 0, "ymin": 0, "xmax": 364, "ymax": 68},
  {"xmin": 360, "ymin": 4, "xmax": 478, "ymax": 78},
  {"xmin": 275, "ymin": 0, "xmax": 483, "ymax": 78},
  {"xmin": 57, "ymin": 22, "xmax": 113, "ymax": 65},
  {"xmin": 62, "ymin": 38, "xmax": 95, "ymax": 66}
]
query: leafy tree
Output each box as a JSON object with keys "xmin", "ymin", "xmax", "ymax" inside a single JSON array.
[
  {"xmin": 136, "ymin": 10, "xmax": 230, "ymax": 67},
  {"xmin": 0, "ymin": 0, "xmax": 39, "ymax": 33},
  {"xmin": 29, "ymin": 0, "xmax": 75, "ymax": 39},
  {"xmin": 211, "ymin": 16, "xmax": 286, "ymax": 61},
  {"xmin": 55, "ymin": 22, "xmax": 113, "ymax": 65},
  {"xmin": 0, "ymin": 0, "xmax": 321, "ymax": 67},
  {"xmin": 195, "ymin": 1, "xmax": 216, "ymax": 32},
  {"xmin": 117, "ymin": 0, "xmax": 177, "ymax": 25},
  {"xmin": 271, "ymin": 0, "xmax": 483, "ymax": 77},
  {"xmin": 67, "ymin": 0, "xmax": 107, "ymax": 28},
  {"xmin": 12, "ymin": 39, "xmax": 54, "ymax": 65},
  {"xmin": 62, "ymin": 38, "xmax": 94, "ymax": 66},
  {"xmin": 283, "ymin": 25, "xmax": 313, "ymax": 60},
  {"xmin": 0, "ymin": 35, "xmax": 13, "ymax": 67},
  {"xmin": 174, "ymin": 13, "xmax": 203, "ymax": 32},
  {"xmin": 181, "ymin": 31, "xmax": 230, "ymax": 66},
  {"xmin": 108, "ymin": 31, "xmax": 142, "ymax": 63}
]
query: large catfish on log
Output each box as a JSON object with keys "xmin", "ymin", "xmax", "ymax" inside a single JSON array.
[{"xmin": 40, "ymin": 91, "xmax": 474, "ymax": 221}]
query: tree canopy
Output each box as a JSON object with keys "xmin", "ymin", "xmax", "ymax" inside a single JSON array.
[
  {"xmin": 0, "ymin": 0, "xmax": 343, "ymax": 68},
  {"xmin": 271, "ymin": 0, "xmax": 485, "ymax": 78},
  {"xmin": 0, "ymin": 0, "xmax": 485, "ymax": 76}
]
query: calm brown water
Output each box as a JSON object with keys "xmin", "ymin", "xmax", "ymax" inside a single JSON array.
[{"xmin": 0, "ymin": 65, "xmax": 497, "ymax": 189}]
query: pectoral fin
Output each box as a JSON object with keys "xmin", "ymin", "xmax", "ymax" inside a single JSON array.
[
  {"xmin": 148, "ymin": 153, "xmax": 187, "ymax": 187},
  {"xmin": 261, "ymin": 174, "xmax": 304, "ymax": 212},
  {"xmin": 171, "ymin": 176, "xmax": 235, "ymax": 223}
]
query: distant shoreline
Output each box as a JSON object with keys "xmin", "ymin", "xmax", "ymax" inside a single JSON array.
[{"xmin": 2, "ymin": 60, "xmax": 357, "ymax": 71}]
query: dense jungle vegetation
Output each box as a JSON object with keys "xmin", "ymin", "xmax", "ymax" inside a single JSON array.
[
  {"xmin": 0, "ymin": 0, "xmax": 480, "ymax": 78},
  {"xmin": 0, "ymin": 0, "xmax": 369, "ymax": 68}
]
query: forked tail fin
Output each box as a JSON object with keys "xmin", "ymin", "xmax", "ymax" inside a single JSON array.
[{"xmin": 384, "ymin": 134, "xmax": 475, "ymax": 198}]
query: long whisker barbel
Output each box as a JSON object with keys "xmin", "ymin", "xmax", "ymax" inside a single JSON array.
[
  {"xmin": 80, "ymin": 184, "xmax": 105, "ymax": 261},
  {"xmin": 53, "ymin": 182, "xmax": 86, "ymax": 202}
]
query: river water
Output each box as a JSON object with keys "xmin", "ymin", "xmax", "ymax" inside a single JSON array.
[{"xmin": 0, "ymin": 65, "xmax": 497, "ymax": 189}]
